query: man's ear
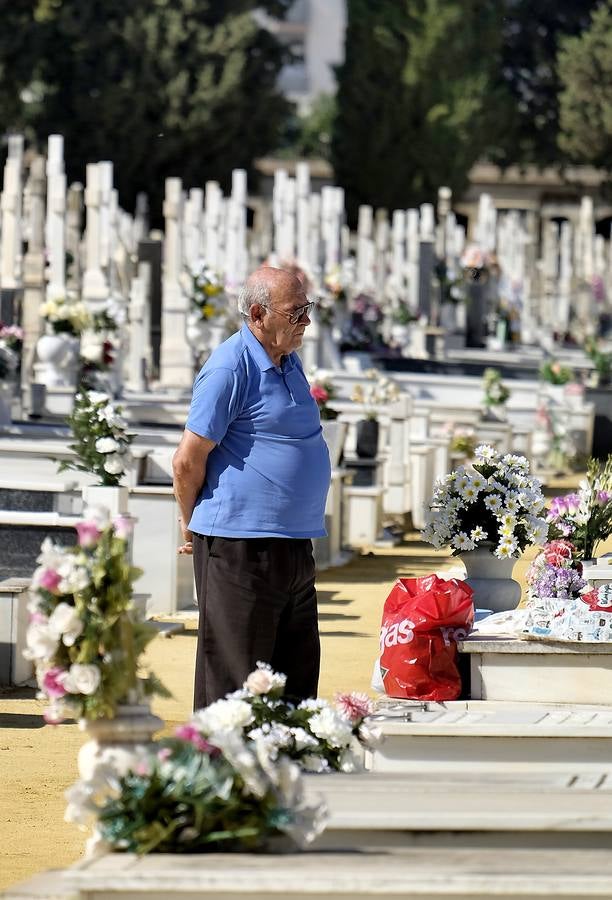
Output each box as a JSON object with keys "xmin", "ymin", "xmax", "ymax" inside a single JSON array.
[{"xmin": 250, "ymin": 303, "xmax": 265, "ymax": 328}]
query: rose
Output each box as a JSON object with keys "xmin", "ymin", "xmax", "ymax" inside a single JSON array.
[
  {"xmin": 42, "ymin": 666, "xmax": 68, "ymax": 699},
  {"xmin": 95, "ymin": 437, "xmax": 120, "ymax": 454},
  {"xmin": 75, "ymin": 521, "xmax": 102, "ymax": 548},
  {"xmin": 112, "ymin": 515, "xmax": 134, "ymax": 540},
  {"xmin": 48, "ymin": 602, "xmax": 84, "ymax": 646},
  {"xmin": 24, "ymin": 621, "xmax": 59, "ymax": 661},
  {"xmin": 245, "ymin": 668, "xmax": 277, "ymax": 695},
  {"xmin": 36, "ymin": 567, "xmax": 62, "ymax": 593},
  {"xmin": 63, "ymin": 663, "xmax": 101, "ymax": 695},
  {"xmin": 103, "ymin": 454, "xmax": 125, "ymax": 475},
  {"xmin": 310, "ymin": 385, "xmax": 329, "ymax": 404},
  {"xmin": 175, "ymin": 724, "xmax": 218, "ymax": 754}
]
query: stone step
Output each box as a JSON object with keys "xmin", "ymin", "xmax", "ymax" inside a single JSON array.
[
  {"xmin": 305, "ymin": 770, "xmax": 612, "ymax": 850},
  {"xmin": 368, "ymin": 699, "xmax": 612, "ymax": 772},
  {"xmin": 7, "ymin": 847, "xmax": 612, "ymax": 899}
]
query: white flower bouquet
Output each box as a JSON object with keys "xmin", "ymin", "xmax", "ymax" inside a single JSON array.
[
  {"xmin": 65, "ymin": 704, "xmax": 327, "ymax": 856},
  {"xmin": 40, "ymin": 294, "xmax": 92, "ymax": 336},
  {"xmin": 351, "ymin": 369, "xmax": 400, "ymax": 420},
  {"xmin": 58, "ymin": 390, "xmax": 132, "ymax": 486},
  {"xmin": 186, "ymin": 661, "xmax": 381, "ymax": 775},
  {"xmin": 421, "ymin": 444, "xmax": 549, "ymax": 559},
  {"xmin": 25, "ymin": 508, "xmax": 167, "ymax": 724}
]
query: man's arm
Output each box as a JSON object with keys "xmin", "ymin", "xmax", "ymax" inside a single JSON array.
[{"xmin": 172, "ymin": 429, "xmax": 217, "ymax": 553}]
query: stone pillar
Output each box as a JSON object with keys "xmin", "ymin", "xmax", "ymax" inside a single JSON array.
[
  {"xmin": 374, "ymin": 210, "xmax": 389, "ymax": 304},
  {"xmin": 390, "ymin": 211, "xmax": 406, "ymax": 312},
  {"xmin": 280, "ymin": 177, "xmax": 296, "ymax": 263},
  {"xmin": 98, "ymin": 161, "xmax": 113, "ymax": 276},
  {"xmin": 418, "ymin": 203, "xmax": 435, "ymax": 322},
  {"xmin": 558, "ymin": 220, "xmax": 573, "ymax": 336},
  {"xmin": 1, "ymin": 134, "xmax": 24, "ymax": 316},
  {"xmin": 307, "ymin": 192, "xmax": 322, "ymax": 286},
  {"xmin": 296, "ymin": 162, "xmax": 310, "ymax": 273},
  {"xmin": 230, "ymin": 168, "xmax": 248, "ymax": 288},
  {"xmin": 184, "ymin": 187, "xmax": 204, "ymax": 274},
  {"xmin": 406, "ymin": 209, "xmax": 420, "ymax": 316},
  {"xmin": 45, "ymin": 141, "xmax": 67, "ymax": 301},
  {"xmin": 21, "ymin": 155, "xmax": 47, "ymax": 412},
  {"xmin": 133, "ymin": 193, "xmax": 149, "ymax": 246},
  {"xmin": 204, "ymin": 181, "xmax": 222, "ymax": 272},
  {"xmin": 271, "ymin": 168, "xmax": 288, "ymax": 263},
  {"xmin": 124, "ymin": 261, "xmax": 151, "ymax": 392},
  {"xmin": 82, "ymin": 163, "xmax": 109, "ymax": 305},
  {"xmin": 66, "ymin": 183, "xmax": 84, "ymax": 292},
  {"xmin": 159, "ymin": 177, "xmax": 191, "ymax": 389},
  {"xmin": 356, "ymin": 204, "xmax": 374, "ymax": 293}
]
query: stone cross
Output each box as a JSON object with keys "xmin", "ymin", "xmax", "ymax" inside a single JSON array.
[
  {"xmin": 307, "ymin": 192, "xmax": 322, "ymax": 287},
  {"xmin": 296, "ymin": 162, "xmax": 310, "ymax": 274},
  {"xmin": 66, "ymin": 183, "xmax": 83, "ymax": 292},
  {"xmin": 45, "ymin": 135, "xmax": 67, "ymax": 302},
  {"xmin": 83, "ymin": 163, "xmax": 110, "ymax": 304},
  {"xmin": 204, "ymin": 180, "xmax": 222, "ymax": 273},
  {"xmin": 271, "ymin": 168, "xmax": 288, "ymax": 264},
  {"xmin": 183, "ymin": 187, "xmax": 204, "ymax": 274},
  {"xmin": 21, "ymin": 155, "xmax": 47, "ymax": 411},
  {"xmin": 124, "ymin": 261, "xmax": 151, "ymax": 393},
  {"xmin": 405, "ymin": 209, "xmax": 420, "ymax": 315},
  {"xmin": 159, "ymin": 177, "xmax": 192, "ymax": 389},
  {"xmin": 356, "ymin": 204, "xmax": 374, "ymax": 293},
  {"xmin": 0, "ymin": 138, "xmax": 24, "ymax": 292},
  {"xmin": 390, "ymin": 210, "xmax": 406, "ymax": 309}
]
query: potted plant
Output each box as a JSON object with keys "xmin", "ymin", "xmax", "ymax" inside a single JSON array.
[
  {"xmin": 351, "ymin": 370, "xmax": 400, "ymax": 458},
  {"xmin": 481, "ymin": 367, "xmax": 510, "ymax": 420},
  {"xmin": 37, "ymin": 294, "xmax": 92, "ymax": 388},
  {"xmin": 58, "ymin": 390, "xmax": 134, "ymax": 514},
  {"xmin": 421, "ymin": 444, "xmax": 549, "ymax": 611}
]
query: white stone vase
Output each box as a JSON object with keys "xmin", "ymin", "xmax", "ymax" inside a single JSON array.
[
  {"xmin": 82, "ymin": 484, "xmax": 129, "ymax": 517},
  {"xmin": 35, "ymin": 332, "xmax": 80, "ymax": 388},
  {"xmin": 78, "ymin": 702, "xmax": 163, "ymax": 782},
  {"xmin": 460, "ymin": 546, "xmax": 522, "ymax": 613}
]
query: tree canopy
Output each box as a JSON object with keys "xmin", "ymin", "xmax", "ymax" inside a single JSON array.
[
  {"xmin": 0, "ymin": 0, "xmax": 292, "ymax": 217},
  {"xmin": 557, "ymin": 1, "xmax": 612, "ymax": 168},
  {"xmin": 331, "ymin": 0, "xmax": 509, "ymax": 220}
]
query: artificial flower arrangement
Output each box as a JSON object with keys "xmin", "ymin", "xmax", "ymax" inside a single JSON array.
[
  {"xmin": 24, "ymin": 507, "xmax": 168, "ymax": 725},
  {"xmin": 449, "ymin": 427, "xmax": 477, "ymax": 460},
  {"xmin": 546, "ymin": 455, "xmax": 612, "ymax": 560},
  {"xmin": 63, "ymin": 664, "xmax": 379, "ymax": 856},
  {"xmin": 525, "ymin": 539, "xmax": 587, "ymax": 602},
  {"xmin": 58, "ymin": 390, "xmax": 133, "ymax": 486},
  {"xmin": 539, "ymin": 358, "xmax": 574, "ymax": 386},
  {"xmin": 191, "ymin": 262, "xmax": 225, "ymax": 321},
  {"xmin": 351, "ymin": 369, "xmax": 400, "ymax": 421},
  {"xmin": 40, "ymin": 294, "xmax": 92, "ymax": 336},
  {"xmin": 0, "ymin": 325, "xmax": 21, "ymax": 379},
  {"xmin": 584, "ymin": 337, "xmax": 612, "ymax": 387},
  {"xmin": 522, "ymin": 539, "xmax": 612, "ymax": 642},
  {"xmin": 482, "ymin": 367, "xmax": 510, "ymax": 408},
  {"xmin": 421, "ymin": 444, "xmax": 549, "ymax": 559},
  {"xmin": 308, "ymin": 369, "xmax": 338, "ymax": 421}
]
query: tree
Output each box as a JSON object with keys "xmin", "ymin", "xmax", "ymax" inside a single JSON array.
[
  {"xmin": 276, "ymin": 93, "xmax": 336, "ymax": 161},
  {"xmin": 0, "ymin": 1, "xmax": 292, "ymax": 218},
  {"xmin": 557, "ymin": 1, "xmax": 612, "ymax": 167},
  {"xmin": 332, "ymin": 0, "xmax": 509, "ymax": 221},
  {"xmin": 494, "ymin": 0, "xmax": 600, "ymax": 166}
]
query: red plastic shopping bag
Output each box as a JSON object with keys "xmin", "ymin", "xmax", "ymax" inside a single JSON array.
[{"xmin": 377, "ymin": 574, "xmax": 474, "ymax": 701}]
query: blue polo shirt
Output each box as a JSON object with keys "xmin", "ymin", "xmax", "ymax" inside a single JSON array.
[{"xmin": 186, "ymin": 325, "xmax": 331, "ymax": 538}]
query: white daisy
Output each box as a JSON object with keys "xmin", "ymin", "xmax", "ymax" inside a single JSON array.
[
  {"xmin": 495, "ymin": 541, "xmax": 517, "ymax": 559},
  {"xmin": 470, "ymin": 526, "xmax": 487, "ymax": 542},
  {"xmin": 484, "ymin": 493, "xmax": 503, "ymax": 511},
  {"xmin": 474, "ymin": 444, "xmax": 499, "ymax": 461},
  {"xmin": 452, "ymin": 532, "xmax": 475, "ymax": 551}
]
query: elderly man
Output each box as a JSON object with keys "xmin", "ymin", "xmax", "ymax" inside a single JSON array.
[{"xmin": 172, "ymin": 267, "xmax": 331, "ymax": 709}]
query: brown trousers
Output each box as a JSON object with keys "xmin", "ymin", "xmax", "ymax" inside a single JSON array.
[{"xmin": 192, "ymin": 534, "xmax": 320, "ymax": 710}]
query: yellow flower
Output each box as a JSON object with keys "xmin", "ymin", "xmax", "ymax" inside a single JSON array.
[
  {"xmin": 202, "ymin": 304, "xmax": 217, "ymax": 320},
  {"xmin": 204, "ymin": 284, "xmax": 222, "ymax": 297}
]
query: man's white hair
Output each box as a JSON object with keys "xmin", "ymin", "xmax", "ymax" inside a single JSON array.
[{"xmin": 237, "ymin": 280, "xmax": 271, "ymax": 317}]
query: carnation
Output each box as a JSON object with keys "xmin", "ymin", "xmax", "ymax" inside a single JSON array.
[{"xmin": 194, "ymin": 698, "xmax": 254, "ymax": 735}]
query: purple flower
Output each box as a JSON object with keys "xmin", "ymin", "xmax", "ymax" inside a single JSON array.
[{"xmin": 533, "ymin": 563, "xmax": 586, "ymax": 600}]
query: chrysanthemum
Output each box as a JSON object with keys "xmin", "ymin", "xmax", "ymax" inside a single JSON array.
[
  {"xmin": 452, "ymin": 532, "xmax": 476, "ymax": 551},
  {"xmin": 484, "ymin": 494, "xmax": 503, "ymax": 511}
]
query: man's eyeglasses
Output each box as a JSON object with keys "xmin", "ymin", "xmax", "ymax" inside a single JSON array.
[{"xmin": 264, "ymin": 300, "xmax": 316, "ymax": 325}]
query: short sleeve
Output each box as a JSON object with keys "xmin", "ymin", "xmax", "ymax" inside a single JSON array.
[{"xmin": 186, "ymin": 366, "xmax": 244, "ymax": 443}]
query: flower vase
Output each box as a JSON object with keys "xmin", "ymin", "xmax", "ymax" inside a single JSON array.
[
  {"xmin": 356, "ymin": 418, "xmax": 379, "ymax": 459},
  {"xmin": 460, "ymin": 546, "xmax": 522, "ymax": 613},
  {"xmin": 540, "ymin": 383, "xmax": 566, "ymax": 406},
  {"xmin": 35, "ymin": 332, "xmax": 80, "ymax": 388},
  {"xmin": 0, "ymin": 381, "xmax": 13, "ymax": 424},
  {"xmin": 82, "ymin": 484, "xmax": 129, "ymax": 517}
]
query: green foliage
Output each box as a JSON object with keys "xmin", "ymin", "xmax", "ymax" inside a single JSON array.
[
  {"xmin": 482, "ymin": 368, "xmax": 510, "ymax": 407},
  {"xmin": 494, "ymin": 0, "xmax": 599, "ymax": 166},
  {"xmin": 584, "ymin": 338, "xmax": 612, "ymax": 386},
  {"xmin": 332, "ymin": 0, "xmax": 508, "ymax": 220},
  {"xmin": 276, "ymin": 93, "xmax": 336, "ymax": 160},
  {"xmin": 97, "ymin": 740, "xmax": 282, "ymax": 853},
  {"xmin": 58, "ymin": 391, "xmax": 133, "ymax": 487},
  {"xmin": 539, "ymin": 359, "xmax": 574, "ymax": 385},
  {"xmin": 557, "ymin": 2, "xmax": 612, "ymax": 167},
  {"xmin": 0, "ymin": 1, "xmax": 291, "ymax": 218}
]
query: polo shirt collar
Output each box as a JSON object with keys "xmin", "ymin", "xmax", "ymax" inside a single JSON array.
[{"xmin": 241, "ymin": 324, "xmax": 297, "ymax": 373}]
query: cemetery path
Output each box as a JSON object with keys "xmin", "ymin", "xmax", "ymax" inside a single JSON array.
[{"xmin": 1, "ymin": 525, "xmax": 607, "ymax": 891}]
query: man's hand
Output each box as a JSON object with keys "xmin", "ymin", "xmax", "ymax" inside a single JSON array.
[{"xmin": 178, "ymin": 516, "xmax": 193, "ymax": 555}]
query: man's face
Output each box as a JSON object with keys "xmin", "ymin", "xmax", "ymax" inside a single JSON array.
[{"xmin": 260, "ymin": 281, "xmax": 312, "ymax": 358}]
